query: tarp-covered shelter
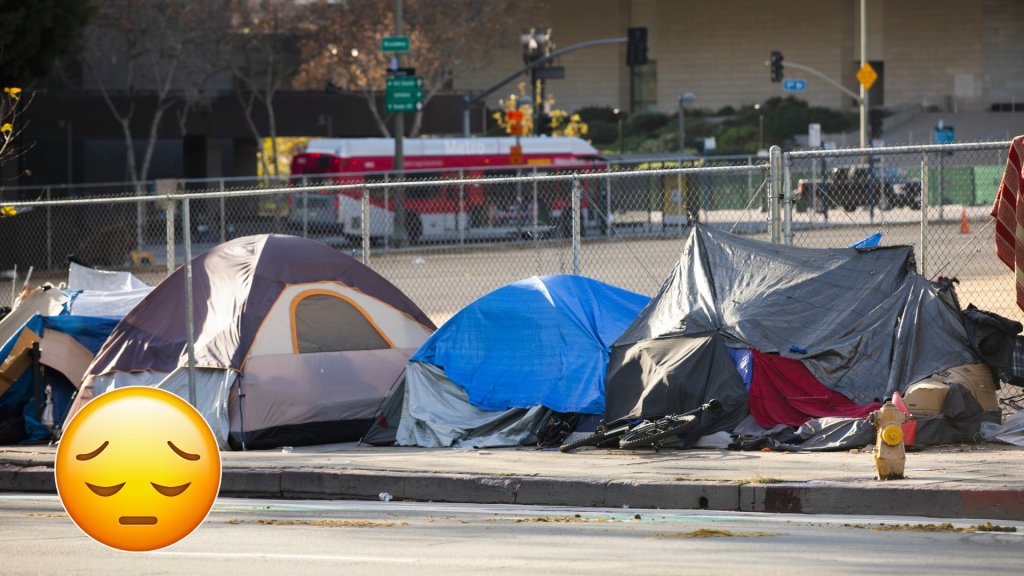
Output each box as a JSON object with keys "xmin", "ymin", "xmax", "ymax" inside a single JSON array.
[
  {"xmin": 606, "ymin": 224, "xmax": 977, "ymax": 440},
  {"xmin": 377, "ymin": 275, "xmax": 649, "ymax": 447},
  {"xmin": 0, "ymin": 264, "xmax": 150, "ymax": 445},
  {"xmin": 78, "ymin": 234, "xmax": 436, "ymax": 450}
]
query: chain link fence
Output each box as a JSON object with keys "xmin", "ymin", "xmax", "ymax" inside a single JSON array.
[{"xmin": 0, "ymin": 142, "xmax": 1019, "ymax": 408}]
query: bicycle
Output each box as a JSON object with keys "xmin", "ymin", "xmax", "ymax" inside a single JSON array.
[
  {"xmin": 617, "ymin": 399, "xmax": 722, "ymax": 450},
  {"xmin": 558, "ymin": 418, "xmax": 636, "ymax": 453}
]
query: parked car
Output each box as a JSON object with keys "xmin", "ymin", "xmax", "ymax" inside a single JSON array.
[{"xmin": 795, "ymin": 165, "xmax": 922, "ymax": 213}]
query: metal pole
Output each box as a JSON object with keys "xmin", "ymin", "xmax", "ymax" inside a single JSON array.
[
  {"xmin": 769, "ymin": 145, "xmax": 783, "ymax": 243},
  {"xmin": 391, "ymin": 0, "xmax": 407, "ymax": 246},
  {"xmin": 783, "ymin": 152, "xmax": 793, "ymax": 245},
  {"xmin": 182, "ymin": 197, "xmax": 197, "ymax": 408},
  {"xmin": 393, "ymin": 0, "xmax": 405, "ymax": 175},
  {"xmin": 678, "ymin": 98, "xmax": 684, "ymax": 152},
  {"xmin": 860, "ymin": 0, "xmax": 868, "ymax": 148},
  {"xmin": 219, "ymin": 179, "xmax": 226, "ymax": 243},
  {"xmin": 361, "ymin": 189, "xmax": 370, "ymax": 266},
  {"xmin": 920, "ymin": 154, "xmax": 929, "ymax": 277},
  {"xmin": 571, "ymin": 176, "xmax": 581, "ymax": 275},
  {"xmin": 458, "ymin": 169, "xmax": 466, "ymax": 246},
  {"xmin": 301, "ymin": 176, "xmax": 309, "ymax": 238},
  {"xmin": 532, "ymin": 167, "xmax": 539, "ymax": 233},
  {"xmin": 747, "ymin": 156, "xmax": 753, "ymax": 209},
  {"xmin": 938, "ymin": 152, "xmax": 945, "ymax": 222},
  {"xmin": 605, "ymin": 165, "xmax": 612, "ymax": 237},
  {"xmin": 165, "ymin": 197, "xmax": 176, "ymax": 276},
  {"xmin": 462, "ymin": 95, "xmax": 471, "ymax": 138},
  {"xmin": 45, "ymin": 188, "xmax": 52, "ymax": 271},
  {"xmin": 383, "ymin": 174, "xmax": 391, "ymax": 251}
]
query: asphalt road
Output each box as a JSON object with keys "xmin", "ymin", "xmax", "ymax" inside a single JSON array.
[{"xmin": 2, "ymin": 494, "xmax": 1021, "ymax": 575}]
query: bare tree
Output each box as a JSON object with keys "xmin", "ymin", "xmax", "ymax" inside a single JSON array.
[
  {"xmin": 294, "ymin": 0, "xmax": 534, "ymax": 137},
  {"xmin": 225, "ymin": 0, "xmax": 310, "ymax": 180},
  {"xmin": 81, "ymin": 1, "xmax": 224, "ymax": 187}
]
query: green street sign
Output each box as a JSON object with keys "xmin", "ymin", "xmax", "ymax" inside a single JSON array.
[
  {"xmin": 386, "ymin": 76, "xmax": 422, "ymax": 89},
  {"xmin": 385, "ymin": 75, "xmax": 423, "ymax": 113},
  {"xmin": 386, "ymin": 88, "xmax": 424, "ymax": 100},
  {"xmin": 381, "ymin": 36, "xmax": 410, "ymax": 52},
  {"xmin": 386, "ymin": 100, "xmax": 421, "ymax": 113}
]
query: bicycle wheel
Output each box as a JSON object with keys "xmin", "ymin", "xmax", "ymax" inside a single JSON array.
[
  {"xmin": 618, "ymin": 415, "xmax": 697, "ymax": 450},
  {"xmin": 559, "ymin": 424, "xmax": 630, "ymax": 453}
]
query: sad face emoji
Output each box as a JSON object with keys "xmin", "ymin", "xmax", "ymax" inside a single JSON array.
[{"xmin": 56, "ymin": 387, "xmax": 221, "ymax": 552}]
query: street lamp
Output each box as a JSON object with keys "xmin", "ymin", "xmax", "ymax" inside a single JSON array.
[
  {"xmin": 613, "ymin": 107, "xmax": 625, "ymax": 154},
  {"xmin": 677, "ymin": 92, "xmax": 696, "ymax": 153},
  {"xmin": 754, "ymin": 103, "xmax": 764, "ymax": 151}
]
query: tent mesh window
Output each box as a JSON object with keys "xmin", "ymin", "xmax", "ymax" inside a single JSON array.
[{"xmin": 292, "ymin": 293, "xmax": 390, "ymax": 353}]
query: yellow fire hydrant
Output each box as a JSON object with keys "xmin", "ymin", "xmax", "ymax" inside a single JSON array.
[{"xmin": 867, "ymin": 401, "xmax": 913, "ymax": 480}]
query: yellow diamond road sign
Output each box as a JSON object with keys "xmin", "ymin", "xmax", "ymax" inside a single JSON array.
[{"xmin": 857, "ymin": 62, "xmax": 878, "ymax": 90}]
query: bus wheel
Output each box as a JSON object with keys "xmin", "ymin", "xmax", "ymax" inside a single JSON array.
[{"xmin": 405, "ymin": 212, "xmax": 423, "ymax": 244}]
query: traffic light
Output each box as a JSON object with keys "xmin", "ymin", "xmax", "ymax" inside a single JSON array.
[
  {"xmin": 770, "ymin": 50, "xmax": 784, "ymax": 82},
  {"xmin": 626, "ymin": 27, "xmax": 648, "ymax": 67}
]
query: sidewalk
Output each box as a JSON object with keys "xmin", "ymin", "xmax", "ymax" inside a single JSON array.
[{"xmin": 2, "ymin": 442, "xmax": 1022, "ymax": 521}]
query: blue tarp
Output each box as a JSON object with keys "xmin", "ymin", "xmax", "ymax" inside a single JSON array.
[
  {"xmin": 0, "ymin": 314, "xmax": 121, "ymax": 441},
  {"xmin": 411, "ymin": 275, "xmax": 650, "ymax": 414}
]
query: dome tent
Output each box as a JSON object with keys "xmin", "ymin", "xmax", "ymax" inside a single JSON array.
[{"xmin": 75, "ymin": 234, "xmax": 435, "ymax": 449}]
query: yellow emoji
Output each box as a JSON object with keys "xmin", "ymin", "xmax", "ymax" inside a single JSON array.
[{"xmin": 55, "ymin": 387, "xmax": 221, "ymax": 552}]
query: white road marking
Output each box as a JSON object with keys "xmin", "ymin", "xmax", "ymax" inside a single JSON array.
[{"xmin": 148, "ymin": 551, "xmax": 417, "ymax": 563}]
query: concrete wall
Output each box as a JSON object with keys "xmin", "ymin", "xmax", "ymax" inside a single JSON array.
[{"xmin": 453, "ymin": 0, "xmax": 1021, "ymax": 115}]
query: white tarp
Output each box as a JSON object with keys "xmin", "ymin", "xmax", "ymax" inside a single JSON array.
[{"xmin": 68, "ymin": 261, "xmax": 149, "ymax": 292}]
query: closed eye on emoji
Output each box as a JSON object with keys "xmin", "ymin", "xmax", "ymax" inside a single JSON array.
[
  {"xmin": 86, "ymin": 482, "xmax": 125, "ymax": 497},
  {"xmin": 151, "ymin": 482, "xmax": 191, "ymax": 497}
]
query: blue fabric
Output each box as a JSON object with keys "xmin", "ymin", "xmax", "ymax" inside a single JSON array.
[
  {"xmin": 411, "ymin": 275, "xmax": 650, "ymax": 414},
  {"xmin": 0, "ymin": 314, "xmax": 120, "ymax": 423},
  {"xmin": 849, "ymin": 232, "xmax": 883, "ymax": 249},
  {"xmin": 727, "ymin": 347, "xmax": 754, "ymax": 391}
]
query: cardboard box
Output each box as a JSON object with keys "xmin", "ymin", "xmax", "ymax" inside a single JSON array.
[
  {"xmin": 0, "ymin": 328, "xmax": 40, "ymax": 397},
  {"xmin": 936, "ymin": 363, "xmax": 999, "ymax": 413},
  {"xmin": 903, "ymin": 381, "xmax": 949, "ymax": 415},
  {"xmin": 907, "ymin": 363, "xmax": 999, "ymax": 414}
]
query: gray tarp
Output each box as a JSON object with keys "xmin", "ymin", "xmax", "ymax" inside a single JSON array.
[
  {"xmin": 613, "ymin": 225, "xmax": 976, "ymax": 407},
  {"xmin": 397, "ymin": 362, "xmax": 548, "ymax": 448}
]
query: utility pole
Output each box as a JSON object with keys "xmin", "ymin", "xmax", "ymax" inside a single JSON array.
[
  {"xmin": 392, "ymin": 0, "xmax": 407, "ymax": 245},
  {"xmin": 859, "ymin": 0, "xmax": 868, "ymax": 148}
]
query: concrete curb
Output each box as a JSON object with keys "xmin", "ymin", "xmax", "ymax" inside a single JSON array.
[{"xmin": 5, "ymin": 463, "xmax": 1023, "ymax": 521}]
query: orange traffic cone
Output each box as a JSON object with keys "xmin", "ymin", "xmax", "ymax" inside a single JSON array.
[{"xmin": 960, "ymin": 208, "xmax": 970, "ymax": 234}]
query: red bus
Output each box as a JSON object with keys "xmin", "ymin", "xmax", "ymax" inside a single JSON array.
[{"xmin": 287, "ymin": 136, "xmax": 606, "ymax": 242}]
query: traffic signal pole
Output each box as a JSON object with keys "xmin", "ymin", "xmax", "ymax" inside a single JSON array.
[
  {"xmin": 859, "ymin": 0, "xmax": 868, "ymax": 148},
  {"xmin": 776, "ymin": 60, "xmax": 866, "ymax": 147},
  {"xmin": 462, "ymin": 37, "xmax": 629, "ymax": 137}
]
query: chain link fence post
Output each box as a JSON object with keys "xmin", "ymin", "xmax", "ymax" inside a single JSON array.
[
  {"xmin": 459, "ymin": 169, "xmax": 466, "ymax": 246},
  {"xmin": 572, "ymin": 175, "xmax": 581, "ymax": 275},
  {"xmin": 769, "ymin": 145, "xmax": 783, "ymax": 243},
  {"xmin": 164, "ymin": 196, "xmax": 176, "ymax": 275},
  {"xmin": 921, "ymin": 153, "xmax": 930, "ymax": 277},
  {"xmin": 783, "ymin": 151, "xmax": 794, "ymax": 245},
  {"xmin": 219, "ymin": 179, "xmax": 227, "ymax": 244},
  {"xmin": 361, "ymin": 188, "xmax": 370, "ymax": 266},
  {"xmin": 45, "ymin": 188, "xmax": 52, "ymax": 271},
  {"xmin": 181, "ymin": 196, "xmax": 197, "ymax": 407}
]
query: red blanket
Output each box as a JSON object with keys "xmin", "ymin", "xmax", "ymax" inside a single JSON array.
[
  {"xmin": 992, "ymin": 135, "xmax": 1024, "ymax": 313},
  {"xmin": 749, "ymin": 349, "xmax": 881, "ymax": 428}
]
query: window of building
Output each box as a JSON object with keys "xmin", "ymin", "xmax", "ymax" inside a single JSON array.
[{"xmin": 291, "ymin": 292, "xmax": 391, "ymax": 353}]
